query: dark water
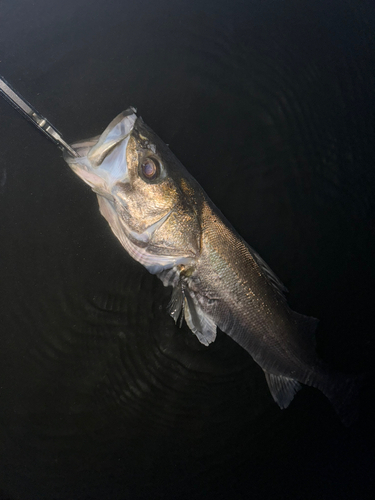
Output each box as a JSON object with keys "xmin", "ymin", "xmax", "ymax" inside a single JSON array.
[{"xmin": 1, "ymin": 0, "xmax": 375, "ymax": 498}]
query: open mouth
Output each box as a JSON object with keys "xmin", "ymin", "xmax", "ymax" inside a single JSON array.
[{"xmin": 64, "ymin": 109, "xmax": 138, "ymax": 191}]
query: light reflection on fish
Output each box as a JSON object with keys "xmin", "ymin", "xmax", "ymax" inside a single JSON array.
[{"xmin": 65, "ymin": 109, "xmax": 358, "ymax": 424}]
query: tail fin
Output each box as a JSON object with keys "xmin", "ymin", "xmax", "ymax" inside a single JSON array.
[{"xmin": 320, "ymin": 372, "xmax": 363, "ymax": 427}]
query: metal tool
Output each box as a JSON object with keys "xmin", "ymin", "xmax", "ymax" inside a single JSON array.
[{"xmin": 0, "ymin": 75, "xmax": 78, "ymax": 157}]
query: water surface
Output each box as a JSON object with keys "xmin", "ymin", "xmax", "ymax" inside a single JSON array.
[{"xmin": 0, "ymin": 0, "xmax": 374, "ymax": 498}]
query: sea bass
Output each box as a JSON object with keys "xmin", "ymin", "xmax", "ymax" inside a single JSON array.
[{"xmin": 65, "ymin": 109, "xmax": 357, "ymax": 424}]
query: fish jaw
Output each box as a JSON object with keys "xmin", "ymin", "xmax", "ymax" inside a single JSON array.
[
  {"xmin": 97, "ymin": 195, "xmax": 194, "ymax": 274},
  {"xmin": 64, "ymin": 109, "xmax": 137, "ymax": 196}
]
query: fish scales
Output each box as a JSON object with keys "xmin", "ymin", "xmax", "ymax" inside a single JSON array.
[
  {"xmin": 193, "ymin": 201, "xmax": 318, "ymax": 373},
  {"xmin": 65, "ymin": 109, "xmax": 359, "ymax": 425}
]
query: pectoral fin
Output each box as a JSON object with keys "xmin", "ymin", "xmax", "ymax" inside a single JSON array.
[
  {"xmin": 183, "ymin": 290, "xmax": 217, "ymax": 346},
  {"xmin": 167, "ymin": 283, "xmax": 217, "ymax": 346},
  {"xmin": 168, "ymin": 285, "xmax": 183, "ymax": 325},
  {"xmin": 264, "ymin": 372, "xmax": 302, "ymax": 409}
]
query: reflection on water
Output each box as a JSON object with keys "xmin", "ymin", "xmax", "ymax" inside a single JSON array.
[{"xmin": 0, "ymin": 0, "xmax": 374, "ymax": 498}]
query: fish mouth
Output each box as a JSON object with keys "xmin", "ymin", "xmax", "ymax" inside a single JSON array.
[{"xmin": 64, "ymin": 108, "xmax": 138, "ymax": 193}]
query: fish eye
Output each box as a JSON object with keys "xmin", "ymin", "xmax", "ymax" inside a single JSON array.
[{"xmin": 139, "ymin": 157, "xmax": 161, "ymax": 182}]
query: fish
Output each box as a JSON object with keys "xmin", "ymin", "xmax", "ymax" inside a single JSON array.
[{"xmin": 64, "ymin": 108, "xmax": 359, "ymax": 425}]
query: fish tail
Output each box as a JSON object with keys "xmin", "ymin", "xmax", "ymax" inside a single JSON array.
[{"xmin": 319, "ymin": 372, "xmax": 363, "ymax": 427}]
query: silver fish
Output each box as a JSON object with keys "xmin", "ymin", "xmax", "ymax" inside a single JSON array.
[{"xmin": 65, "ymin": 109, "xmax": 358, "ymax": 424}]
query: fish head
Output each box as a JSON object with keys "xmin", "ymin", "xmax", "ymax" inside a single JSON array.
[{"xmin": 64, "ymin": 109, "xmax": 202, "ymax": 274}]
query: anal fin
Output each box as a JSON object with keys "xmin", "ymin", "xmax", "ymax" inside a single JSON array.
[{"xmin": 265, "ymin": 372, "xmax": 302, "ymax": 409}]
